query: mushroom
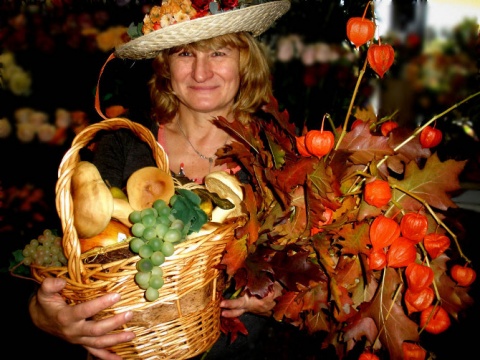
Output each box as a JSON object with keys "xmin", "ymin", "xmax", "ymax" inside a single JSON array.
[
  {"xmin": 204, "ymin": 171, "xmax": 244, "ymax": 223},
  {"xmin": 126, "ymin": 166, "xmax": 175, "ymax": 211}
]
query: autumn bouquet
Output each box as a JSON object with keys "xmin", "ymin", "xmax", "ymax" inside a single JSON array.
[{"xmin": 213, "ymin": 3, "xmax": 479, "ymax": 359}]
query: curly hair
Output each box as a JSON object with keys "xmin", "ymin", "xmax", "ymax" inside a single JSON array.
[{"xmin": 148, "ymin": 32, "xmax": 273, "ymax": 125}]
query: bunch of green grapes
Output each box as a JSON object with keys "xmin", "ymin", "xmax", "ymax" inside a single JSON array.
[
  {"xmin": 129, "ymin": 198, "xmax": 187, "ymax": 301},
  {"xmin": 21, "ymin": 229, "xmax": 67, "ymax": 267}
]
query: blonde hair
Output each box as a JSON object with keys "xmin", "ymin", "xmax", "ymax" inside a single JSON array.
[{"xmin": 148, "ymin": 32, "xmax": 272, "ymax": 125}]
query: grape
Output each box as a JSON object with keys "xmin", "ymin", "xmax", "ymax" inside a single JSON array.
[
  {"xmin": 161, "ymin": 241, "xmax": 175, "ymax": 257},
  {"xmin": 139, "ymin": 244, "xmax": 154, "ymax": 259},
  {"xmin": 145, "ymin": 287, "xmax": 159, "ymax": 301},
  {"xmin": 20, "ymin": 228, "xmax": 67, "ymax": 267},
  {"xmin": 129, "ymin": 237, "xmax": 145, "ymax": 253},
  {"xmin": 136, "ymin": 258, "xmax": 154, "ymax": 272},
  {"xmin": 129, "ymin": 210, "xmax": 142, "ymax": 224},
  {"xmin": 151, "ymin": 266, "xmax": 163, "ymax": 277},
  {"xmin": 155, "ymin": 223, "xmax": 169, "ymax": 239},
  {"xmin": 157, "ymin": 214, "xmax": 171, "ymax": 226},
  {"xmin": 151, "ymin": 251, "xmax": 165, "ymax": 266},
  {"xmin": 135, "ymin": 271, "xmax": 151, "ymax": 287},
  {"xmin": 149, "ymin": 237, "xmax": 163, "ymax": 251},
  {"xmin": 170, "ymin": 219, "xmax": 185, "ymax": 231},
  {"xmin": 131, "ymin": 223, "xmax": 146, "ymax": 237},
  {"xmin": 164, "ymin": 228, "xmax": 182, "ymax": 243},
  {"xmin": 141, "ymin": 208, "xmax": 155, "ymax": 218},
  {"xmin": 149, "ymin": 275, "xmax": 164, "ymax": 289},
  {"xmin": 141, "ymin": 214, "xmax": 156, "ymax": 227},
  {"xmin": 142, "ymin": 226, "xmax": 157, "ymax": 241},
  {"xmin": 153, "ymin": 199, "xmax": 168, "ymax": 212}
]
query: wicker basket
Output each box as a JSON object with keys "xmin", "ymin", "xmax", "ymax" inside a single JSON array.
[{"xmin": 30, "ymin": 118, "xmax": 239, "ymax": 359}]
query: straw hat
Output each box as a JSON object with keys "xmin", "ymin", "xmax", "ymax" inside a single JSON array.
[{"xmin": 115, "ymin": 0, "xmax": 291, "ymax": 60}]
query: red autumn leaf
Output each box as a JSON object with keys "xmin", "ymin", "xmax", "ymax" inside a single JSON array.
[
  {"xmin": 221, "ymin": 235, "xmax": 248, "ymax": 277},
  {"xmin": 430, "ymin": 254, "xmax": 474, "ymax": 320},
  {"xmin": 235, "ymin": 248, "xmax": 275, "ymax": 298},
  {"xmin": 343, "ymin": 268, "xmax": 420, "ymax": 360},
  {"xmin": 271, "ymin": 245, "xmax": 328, "ymax": 290},
  {"xmin": 331, "ymin": 280, "xmax": 356, "ymax": 322},
  {"xmin": 220, "ymin": 316, "xmax": 248, "ymax": 344},
  {"xmin": 335, "ymin": 221, "xmax": 371, "ymax": 255},
  {"xmin": 390, "ymin": 153, "xmax": 467, "ymax": 212},
  {"xmin": 336, "ymin": 123, "xmax": 395, "ymax": 166},
  {"xmin": 273, "ymin": 291, "xmax": 304, "ymax": 322}
]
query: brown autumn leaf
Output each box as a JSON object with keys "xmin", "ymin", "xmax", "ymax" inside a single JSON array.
[
  {"xmin": 343, "ymin": 268, "xmax": 420, "ymax": 360},
  {"xmin": 221, "ymin": 234, "xmax": 248, "ymax": 277},
  {"xmin": 430, "ymin": 254, "xmax": 475, "ymax": 320},
  {"xmin": 390, "ymin": 152, "xmax": 467, "ymax": 212},
  {"xmin": 273, "ymin": 291, "xmax": 304, "ymax": 322},
  {"xmin": 334, "ymin": 221, "xmax": 370, "ymax": 255}
]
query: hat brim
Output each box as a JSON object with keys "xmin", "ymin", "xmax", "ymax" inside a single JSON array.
[{"xmin": 114, "ymin": 1, "xmax": 291, "ymax": 60}]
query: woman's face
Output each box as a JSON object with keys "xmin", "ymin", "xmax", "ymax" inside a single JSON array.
[{"xmin": 168, "ymin": 46, "xmax": 240, "ymax": 117}]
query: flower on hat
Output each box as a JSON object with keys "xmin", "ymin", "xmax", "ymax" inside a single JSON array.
[{"xmin": 142, "ymin": 0, "xmax": 198, "ymax": 34}]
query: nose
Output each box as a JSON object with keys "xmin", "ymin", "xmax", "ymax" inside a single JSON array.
[{"xmin": 192, "ymin": 55, "xmax": 213, "ymax": 82}]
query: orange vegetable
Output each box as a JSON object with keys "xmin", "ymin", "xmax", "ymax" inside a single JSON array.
[
  {"xmin": 369, "ymin": 215, "xmax": 400, "ymax": 249},
  {"xmin": 304, "ymin": 129, "xmax": 334, "ymax": 158},
  {"xmin": 420, "ymin": 125, "xmax": 442, "ymax": 148},
  {"xmin": 402, "ymin": 342, "xmax": 427, "ymax": 360},
  {"xmin": 450, "ymin": 264, "xmax": 476, "ymax": 287},
  {"xmin": 420, "ymin": 305, "xmax": 451, "ymax": 334},
  {"xmin": 367, "ymin": 42, "xmax": 395, "ymax": 78},
  {"xmin": 364, "ymin": 179, "xmax": 392, "ymax": 208},
  {"xmin": 405, "ymin": 287, "xmax": 434, "ymax": 314},
  {"xmin": 405, "ymin": 263, "xmax": 434, "ymax": 292},
  {"xmin": 80, "ymin": 219, "xmax": 131, "ymax": 253},
  {"xmin": 400, "ymin": 212, "xmax": 428, "ymax": 243},
  {"xmin": 386, "ymin": 237, "xmax": 417, "ymax": 268},
  {"xmin": 423, "ymin": 233, "xmax": 450, "ymax": 259}
]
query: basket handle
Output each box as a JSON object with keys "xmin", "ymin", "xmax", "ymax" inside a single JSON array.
[{"xmin": 56, "ymin": 118, "xmax": 169, "ymax": 284}]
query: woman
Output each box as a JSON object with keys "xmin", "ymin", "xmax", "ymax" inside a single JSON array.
[{"xmin": 28, "ymin": 1, "xmax": 290, "ymax": 360}]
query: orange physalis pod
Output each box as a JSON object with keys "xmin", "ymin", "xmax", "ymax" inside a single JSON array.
[
  {"xmin": 367, "ymin": 41, "xmax": 395, "ymax": 78},
  {"xmin": 364, "ymin": 179, "xmax": 392, "ymax": 208},
  {"xmin": 400, "ymin": 212, "xmax": 428, "ymax": 243},
  {"xmin": 420, "ymin": 305, "xmax": 451, "ymax": 334},
  {"xmin": 369, "ymin": 215, "xmax": 400, "ymax": 249}
]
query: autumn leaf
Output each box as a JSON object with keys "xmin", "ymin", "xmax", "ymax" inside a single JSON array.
[
  {"xmin": 430, "ymin": 254, "xmax": 475, "ymax": 320},
  {"xmin": 221, "ymin": 235, "xmax": 248, "ymax": 277},
  {"xmin": 390, "ymin": 153, "xmax": 467, "ymax": 212},
  {"xmin": 334, "ymin": 221, "xmax": 370, "ymax": 255},
  {"xmin": 220, "ymin": 316, "xmax": 249, "ymax": 344},
  {"xmin": 343, "ymin": 268, "xmax": 420, "ymax": 360},
  {"xmin": 273, "ymin": 291, "xmax": 304, "ymax": 322}
]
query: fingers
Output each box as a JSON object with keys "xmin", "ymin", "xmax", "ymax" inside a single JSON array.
[
  {"xmin": 67, "ymin": 293, "xmax": 122, "ymax": 322},
  {"xmin": 85, "ymin": 345, "xmax": 125, "ymax": 360}
]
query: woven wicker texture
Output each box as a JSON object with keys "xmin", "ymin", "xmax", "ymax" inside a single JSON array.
[
  {"xmin": 115, "ymin": 1, "xmax": 291, "ymax": 59},
  {"xmin": 30, "ymin": 118, "xmax": 239, "ymax": 359}
]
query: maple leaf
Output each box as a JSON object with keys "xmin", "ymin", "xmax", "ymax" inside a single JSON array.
[
  {"xmin": 270, "ymin": 245, "xmax": 328, "ymax": 290},
  {"xmin": 334, "ymin": 221, "xmax": 370, "ymax": 255},
  {"xmin": 234, "ymin": 247, "xmax": 275, "ymax": 298},
  {"xmin": 273, "ymin": 291, "xmax": 304, "ymax": 322},
  {"xmin": 343, "ymin": 268, "xmax": 420, "ymax": 360},
  {"xmin": 221, "ymin": 235, "xmax": 248, "ymax": 277},
  {"xmin": 430, "ymin": 254, "xmax": 475, "ymax": 320},
  {"xmin": 330, "ymin": 278, "xmax": 357, "ymax": 322},
  {"xmin": 337, "ymin": 124, "xmax": 394, "ymax": 165},
  {"xmin": 389, "ymin": 153, "xmax": 467, "ymax": 212},
  {"xmin": 220, "ymin": 316, "xmax": 249, "ymax": 344}
]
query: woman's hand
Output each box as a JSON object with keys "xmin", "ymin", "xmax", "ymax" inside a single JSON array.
[
  {"xmin": 29, "ymin": 277, "xmax": 135, "ymax": 360},
  {"xmin": 219, "ymin": 281, "xmax": 282, "ymax": 318}
]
